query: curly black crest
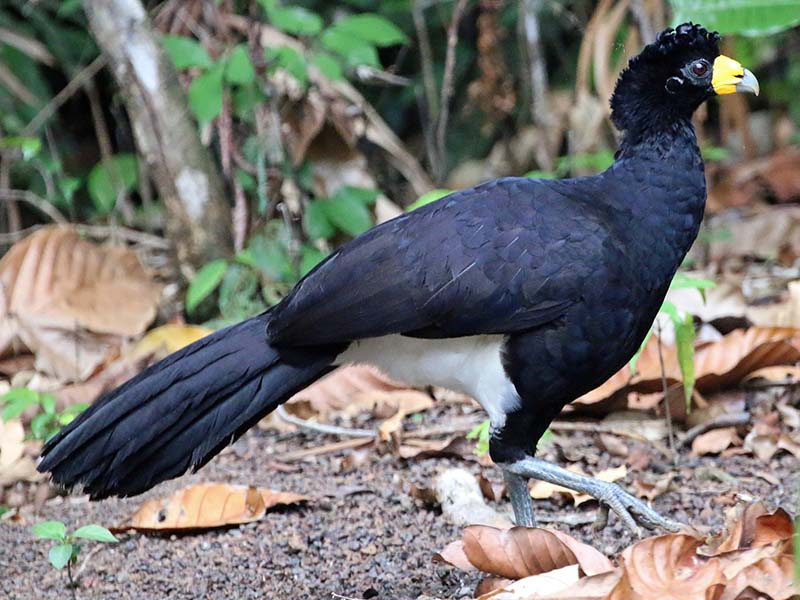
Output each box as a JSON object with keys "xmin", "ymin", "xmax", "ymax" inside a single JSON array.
[{"xmin": 642, "ymin": 23, "xmax": 720, "ymax": 60}]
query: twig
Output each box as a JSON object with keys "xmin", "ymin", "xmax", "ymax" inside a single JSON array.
[
  {"xmin": 22, "ymin": 55, "xmax": 108, "ymax": 135},
  {"xmin": 435, "ymin": 0, "xmax": 469, "ymax": 183},
  {"xmin": 411, "ymin": 0, "xmax": 439, "ymax": 175},
  {"xmin": 0, "ymin": 189, "xmax": 66, "ymax": 224},
  {"xmin": 656, "ymin": 322, "xmax": 677, "ymax": 465},
  {"xmin": 678, "ymin": 411, "xmax": 750, "ymax": 448},
  {"xmin": 74, "ymin": 545, "xmax": 102, "ymax": 579},
  {"xmin": 280, "ymin": 438, "xmax": 373, "ymax": 462},
  {"xmin": 0, "ymin": 222, "xmax": 170, "ymax": 248},
  {"xmin": 520, "ymin": 0, "xmax": 554, "ymax": 170},
  {"xmin": 276, "ymin": 405, "xmax": 376, "ymax": 438}
]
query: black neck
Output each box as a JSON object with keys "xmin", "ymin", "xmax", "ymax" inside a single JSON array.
[{"xmin": 616, "ymin": 116, "xmax": 699, "ymax": 160}]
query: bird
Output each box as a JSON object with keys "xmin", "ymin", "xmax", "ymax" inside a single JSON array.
[{"xmin": 38, "ymin": 22, "xmax": 759, "ymax": 533}]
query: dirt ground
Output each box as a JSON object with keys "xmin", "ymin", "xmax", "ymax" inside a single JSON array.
[{"xmin": 1, "ymin": 402, "xmax": 797, "ymax": 600}]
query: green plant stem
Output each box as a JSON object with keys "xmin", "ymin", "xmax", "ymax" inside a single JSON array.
[{"xmin": 66, "ymin": 559, "xmax": 77, "ymax": 600}]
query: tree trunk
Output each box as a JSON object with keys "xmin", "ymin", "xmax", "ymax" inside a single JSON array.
[{"xmin": 83, "ymin": 0, "xmax": 232, "ymax": 274}]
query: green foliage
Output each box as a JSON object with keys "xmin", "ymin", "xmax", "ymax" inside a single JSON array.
[
  {"xmin": 0, "ymin": 136, "xmax": 41, "ymax": 160},
  {"xmin": 186, "ymin": 259, "xmax": 229, "ymax": 314},
  {"xmin": 334, "ymin": 13, "xmax": 409, "ymax": 46},
  {"xmin": 161, "ymin": 35, "xmax": 213, "ymax": 69},
  {"xmin": 225, "ymin": 46, "xmax": 256, "ymax": 85},
  {"xmin": 406, "ymin": 189, "xmax": 453, "ymax": 212},
  {"xmin": 466, "ymin": 419, "xmax": 491, "ymax": 456},
  {"xmin": 188, "ymin": 63, "xmax": 225, "ymax": 123},
  {"xmin": 33, "ymin": 520, "xmax": 117, "ymax": 573},
  {"xmin": 321, "ymin": 29, "xmax": 380, "ymax": 69},
  {"xmin": 265, "ymin": 4, "xmax": 323, "ymax": 36},
  {"xmin": 0, "ymin": 388, "xmax": 87, "ymax": 441},
  {"xmin": 265, "ymin": 46, "xmax": 309, "ymax": 87},
  {"xmin": 87, "ymin": 154, "xmax": 139, "ymax": 214},
  {"xmin": 671, "ymin": 0, "xmax": 800, "ymax": 36}
]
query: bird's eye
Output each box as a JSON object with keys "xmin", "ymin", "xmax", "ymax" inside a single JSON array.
[{"xmin": 691, "ymin": 61, "xmax": 709, "ymax": 76}]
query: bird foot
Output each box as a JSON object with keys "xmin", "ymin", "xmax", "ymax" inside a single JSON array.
[{"xmin": 504, "ymin": 456, "xmax": 682, "ymax": 535}]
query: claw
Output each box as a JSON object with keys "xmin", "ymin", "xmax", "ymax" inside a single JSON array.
[{"xmin": 505, "ymin": 456, "xmax": 684, "ymax": 535}]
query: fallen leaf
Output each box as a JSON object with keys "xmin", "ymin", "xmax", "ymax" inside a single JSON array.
[
  {"xmin": 596, "ymin": 432, "xmax": 628, "ymax": 457},
  {"xmin": 752, "ymin": 508, "xmax": 794, "ymax": 547},
  {"xmin": 121, "ymin": 483, "xmax": 308, "ymax": 531},
  {"xmin": 610, "ymin": 534, "xmax": 723, "ymax": 600},
  {"xmin": 719, "ymin": 555, "xmax": 798, "ymax": 600},
  {"xmin": 549, "ymin": 529, "xmax": 614, "ymax": 576},
  {"xmin": 714, "ymin": 502, "xmax": 768, "ymax": 553},
  {"xmin": 462, "ymin": 526, "xmax": 578, "ymax": 580},
  {"xmin": 433, "ymin": 540, "xmax": 476, "ymax": 572},
  {"xmin": 475, "ymin": 564, "xmax": 581, "ymax": 600},
  {"xmin": 133, "ymin": 324, "xmax": 213, "ymax": 359},
  {"xmin": 0, "ymin": 420, "xmax": 42, "ymax": 486},
  {"xmin": 743, "ymin": 365, "xmax": 800, "ymax": 386},
  {"xmin": 691, "ymin": 427, "xmax": 740, "ymax": 456},
  {"xmin": 538, "ymin": 568, "xmax": 622, "ymax": 599},
  {"xmin": 377, "ymin": 392, "xmax": 433, "ymax": 442},
  {"xmin": 0, "ymin": 227, "xmax": 162, "ymax": 380},
  {"xmin": 397, "ymin": 435, "xmax": 476, "ymax": 460},
  {"xmin": 530, "ymin": 465, "xmax": 627, "ymax": 506},
  {"xmin": 632, "ymin": 472, "xmax": 676, "ymax": 502}
]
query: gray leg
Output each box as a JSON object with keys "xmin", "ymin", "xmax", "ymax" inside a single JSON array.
[
  {"xmin": 503, "ymin": 470, "xmax": 536, "ymax": 527},
  {"xmin": 506, "ymin": 456, "xmax": 682, "ymax": 534}
]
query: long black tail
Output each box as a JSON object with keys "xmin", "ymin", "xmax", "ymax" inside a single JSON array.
[{"xmin": 37, "ymin": 312, "xmax": 340, "ymax": 499}]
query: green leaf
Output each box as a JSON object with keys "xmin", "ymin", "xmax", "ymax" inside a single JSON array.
[
  {"xmin": 321, "ymin": 28, "xmax": 380, "ymax": 68},
  {"xmin": 669, "ymin": 272, "xmax": 716, "ymax": 291},
  {"xmin": 675, "ymin": 312, "xmax": 696, "ymax": 410},
  {"xmin": 186, "ymin": 259, "xmax": 228, "ymax": 313},
  {"xmin": 267, "ymin": 6, "xmax": 323, "ymax": 36},
  {"xmin": 58, "ymin": 403, "xmax": 88, "ymax": 426},
  {"xmin": 188, "ymin": 64, "xmax": 224, "ymax": 123},
  {"xmin": 466, "ymin": 419, "xmax": 490, "ymax": 456},
  {"xmin": 30, "ymin": 413, "xmax": 53, "ymax": 441},
  {"xmin": 300, "ymin": 245, "xmax": 326, "ymax": 276},
  {"xmin": 72, "ymin": 525, "xmax": 118, "ymax": 543},
  {"xmin": 310, "ymin": 52, "xmax": 344, "ymax": 81},
  {"xmin": 524, "ymin": 169, "xmax": 556, "ymax": 180},
  {"xmin": 32, "ymin": 521, "xmax": 66, "ymax": 541},
  {"xmin": 629, "ymin": 328, "xmax": 653, "ymax": 376},
  {"xmin": 265, "ymin": 46, "xmax": 308, "ymax": 87},
  {"xmin": 334, "ymin": 13, "xmax": 408, "ymax": 46},
  {"xmin": 87, "ymin": 154, "xmax": 139, "ymax": 214},
  {"xmin": 48, "ymin": 543, "xmax": 74, "ymax": 569},
  {"xmin": 225, "ymin": 45, "xmax": 255, "ymax": 85},
  {"xmin": 340, "ymin": 186, "xmax": 379, "ymax": 205},
  {"xmin": 322, "ymin": 194, "xmax": 373, "ymax": 236},
  {"xmin": 1, "ymin": 388, "xmax": 39, "ymax": 421},
  {"xmin": 670, "ymin": 0, "xmax": 800, "ymax": 36},
  {"xmin": 161, "ymin": 35, "xmax": 213, "ymax": 69},
  {"xmin": 40, "ymin": 393, "xmax": 56, "ymax": 415},
  {"xmin": 247, "ymin": 234, "xmax": 293, "ymax": 281},
  {"xmin": 303, "ymin": 200, "xmax": 335, "ymax": 240},
  {"xmin": 406, "ymin": 189, "xmax": 453, "ymax": 212},
  {"xmin": 0, "ymin": 136, "xmax": 41, "ymax": 160}
]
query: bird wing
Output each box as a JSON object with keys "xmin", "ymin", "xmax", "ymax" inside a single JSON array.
[{"xmin": 268, "ymin": 177, "xmax": 609, "ymax": 346}]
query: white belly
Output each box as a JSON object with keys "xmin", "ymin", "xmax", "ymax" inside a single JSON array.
[{"xmin": 335, "ymin": 334, "xmax": 520, "ymax": 427}]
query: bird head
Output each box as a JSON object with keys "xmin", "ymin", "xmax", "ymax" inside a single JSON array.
[{"xmin": 610, "ymin": 23, "xmax": 759, "ymax": 137}]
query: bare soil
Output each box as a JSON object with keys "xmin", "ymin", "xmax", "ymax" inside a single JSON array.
[{"xmin": 1, "ymin": 402, "xmax": 797, "ymax": 600}]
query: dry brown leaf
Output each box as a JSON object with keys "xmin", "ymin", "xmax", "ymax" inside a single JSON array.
[
  {"xmin": 285, "ymin": 364, "xmax": 411, "ymax": 420},
  {"xmin": 0, "ymin": 420, "xmax": 42, "ymax": 486},
  {"xmin": 121, "ymin": 483, "xmax": 308, "ymax": 531},
  {"xmin": 610, "ymin": 534, "xmax": 723, "ymax": 600},
  {"xmin": 462, "ymin": 526, "xmax": 578, "ymax": 580},
  {"xmin": 538, "ymin": 569, "xmax": 622, "ymax": 599},
  {"xmin": 719, "ymin": 556, "xmax": 798, "ymax": 600},
  {"xmin": 548, "ymin": 529, "xmax": 614, "ymax": 576},
  {"xmin": 752, "ymin": 508, "xmax": 794, "ymax": 547},
  {"xmin": 692, "ymin": 428, "xmax": 740, "ymax": 456},
  {"xmin": 744, "ymin": 365, "xmax": 800, "ymax": 385},
  {"xmin": 0, "ymin": 227, "xmax": 162, "ymax": 380},
  {"xmin": 715, "ymin": 502, "xmax": 768, "ymax": 553},
  {"xmin": 433, "ymin": 540, "xmax": 477, "ymax": 573},
  {"xmin": 575, "ymin": 327, "xmax": 800, "ymax": 410},
  {"xmin": 132, "ymin": 324, "xmax": 212, "ymax": 359},
  {"xmin": 632, "ymin": 472, "xmax": 676, "ymax": 502},
  {"xmin": 377, "ymin": 392, "xmax": 433, "ymax": 442},
  {"xmin": 475, "ymin": 564, "xmax": 581, "ymax": 600},
  {"xmin": 397, "ymin": 435, "xmax": 476, "ymax": 460},
  {"xmin": 529, "ymin": 465, "xmax": 627, "ymax": 506}
]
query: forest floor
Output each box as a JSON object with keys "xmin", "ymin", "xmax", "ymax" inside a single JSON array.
[{"xmin": 1, "ymin": 400, "xmax": 797, "ymax": 600}]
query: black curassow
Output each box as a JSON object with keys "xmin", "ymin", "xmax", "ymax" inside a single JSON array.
[{"xmin": 39, "ymin": 23, "xmax": 759, "ymax": 533}]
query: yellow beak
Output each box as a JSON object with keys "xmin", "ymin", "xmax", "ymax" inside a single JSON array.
[{"xmin": 712, "ymin": 55, "xmax": 759, "ymax": 96}]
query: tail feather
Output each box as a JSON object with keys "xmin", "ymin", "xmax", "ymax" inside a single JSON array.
[{"xmin": 38, "ymin": 312, "xmax": 340, "ymax": 498}]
